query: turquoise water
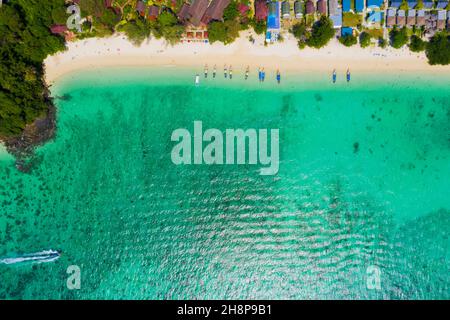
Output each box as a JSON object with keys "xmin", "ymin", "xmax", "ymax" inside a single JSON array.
[{"xmin": 0, "ymin": 67, "xmax": 449, "ymax": 299}]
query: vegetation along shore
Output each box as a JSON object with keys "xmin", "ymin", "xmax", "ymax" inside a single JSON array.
[{"xmin": 0, "ymin": 0, "xmax": 449, "ymax": 167}]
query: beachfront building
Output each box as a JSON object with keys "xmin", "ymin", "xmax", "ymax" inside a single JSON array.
[
  {"xmin": 178, "ymin": 3, "xmax": 191, "ymax": 23},
  {"xmin": 294, "ymin": 1, "xmax": 304, "ymax": 18},
  {"xmin": 329, "ymin": 0, "xmax": 343, "ymax": 28},
  {"xmin": 343, "ymin": 0, "xmax": 350, "ymax": 12},
  {"xmin": 341, "ymin": 26, "xmax": 353, "ymax": 36},
  {"xmin": 397, "ymin": 9, "xmax": 406, "ymax": 27},
  {"xmin": 148, "ymin": 5, "xmax": 159, "ymax": 21},
  {"xmin": 281, "ymin": 1, "xmax": 290, "ymax": 19},
  {"xmin": 367, "ymin": 0, "xmax": 383, "ymax": 8},
  {"xmin": 408, "ymin": 0, "xmax": 418, "ymax": 8},
  {"xmin": 305, "ymin": 0, "xmax": 315, "ymax": 14},
  {"xmin": 437, "ymin": 1, "xmax": 449, "ymax": 8},
  {"xmin": 255, "ymin": 0, "xmax": 269, "ymax": 21},
  {"xmin": 386, "ymin": 8, "xmax": 396, "ymax": 27},
  {"xmin": 186, "ymin": 0, "xmax": 209, "ymax": 26},
  {"xmin": 407, "ymin": 9, "xmax": 416, "ymax": 27},
  {"xmin": 201, "ymin": 0, "xmax": 231, "ymax": 25},
  {"xmin": 416, "ymin": 9, "xmax": 425, "ymax": 27},
  {"xmin": 317, "ymin": 0, "xmax": 327, "ymax": 15},
  {"xmin": 266, "ymin": 1, "xmax": 281, "ymax": 43},
  {"xmin": 136, "ymin": 1, "xmax": 146, "ymax": 17},
  {"xmin": 422, "ymin": 0, "xmax": 433, "ymax": 8},
  {"xmin": 437, "ymin": 10, "xmax": 446, "ymax": 30},
  {"xmin": 448, "ymin": 11, "xmax": 450, "ymax": 30},
  {"xmin": 355, "ymin": 0, "xmax": 364, "ymax": 12},
  {"xmin": 390, "ymin": 0, "xmax": 401, "ymax": 8}
]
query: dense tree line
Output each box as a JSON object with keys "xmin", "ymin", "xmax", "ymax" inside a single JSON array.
[{"xmin": 0, "ymin": 0, "xmax": 66, "ymax": 137}]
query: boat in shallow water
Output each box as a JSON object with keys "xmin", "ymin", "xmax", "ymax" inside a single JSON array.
[
  {"xmin": 332, "ymin": 69, "xmax": 337, "ymax": 83},
  {"xmin": 0, "ymin": 250, "xmax": 60, "ymax": 265},
  {"xmin": 347, "ymin": 69, "xmax": 351, "ymax": 82}
]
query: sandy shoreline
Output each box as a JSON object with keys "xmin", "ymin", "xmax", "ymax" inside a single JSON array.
[{"xmin": 44, "ymin": 31, "xmax": 450, "ymax": 84}]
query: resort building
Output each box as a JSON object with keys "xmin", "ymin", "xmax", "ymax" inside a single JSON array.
[
  {"xmin": 343, "ymin": 0, "xmax": 350, "ymax": 12},
  {"xmin": 306, "ymin": 0, "xmax": 315, "ymax": 14},
  {"xmin": 148, "ymin": 5, "xmax": 159, "ymax": 21},
  {"xmin": 448, "ymin": 11, "xmax": 450, "ymax": 30},
  {"xmin": 255, "ymin": 0, "xmax": 269, "ymax": 21},
  {"xmin": 437, "ymin": 10, "xmax": 446, "ymax": 30},
  {"xmin": 341, "ymin": 27, "xmax": 353, "ymax": 36},
  {"xmin": 317, "ymin": 0, "xmax": 327, "ymax": 15},
  {"xmin": 437, "ymin": 1, "xmax": 449, "ymax": 8},
  {"xmin": 397, "ymin": 9, "xmax": 406, "ymax": 27},
  {"xmin": 416, "ymin": 9, "xmax": 425, "ymax": 27},
  {"xmin": 390, "ymin": 0, "xmax": 402, "ymax": 8},
  {"xmin": 136, "ymin": 1, "xmax": 147, "ymax": 17},
  {"xmin": 407, "ymin": 0, "xmax": 417, "ymax": 8},
  {"xmin": 294, "ymin": 1, "xmax": 304, "ymax": 18},
  {"xmin": 422, "ymin": 0, "xmax": 433, "ymax": 8},
  {"xmin": 355, "ymin": 0, "xmax": 365, "ymax": 12},
  {"xmin": 367, "ymin": 0, "xmax": 383, "ymax": 7},
  {"xmin": 329, "ymin": 0, "xmax": 342, "ymax": 28},
  {"xmin": 186, "ymin": 0, "xmax": 209, "ymax": 26},
  {"xmin": 178, "ymin": 3, "xmax": 191, "ymax": 23},
  {"xmin": 407, "ymin": 9, "xmax": 416, "ymax": 27},
  {"xmin": 386, "ymin": 9, "xmax": 396, "ymax": 27},
  {"xmin": 201, "ymin": 0, "xmax": 231, "ymax": 25},
  {"xmin": 281, "ymin": 1, "xmax": 290, "ymax": 19},
  {"xmin": 266, "ymin": 1, "xmax": 281, "ymax": 43}
]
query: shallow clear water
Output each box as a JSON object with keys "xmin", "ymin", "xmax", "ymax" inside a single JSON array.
[{"xmin": 0, "ymin": 67, "xmax": 449, "ymax": 299}]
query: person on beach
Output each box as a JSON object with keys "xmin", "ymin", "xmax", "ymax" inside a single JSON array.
[
  {"xmin": 224, "ymin": 65, "xmax": 228, "ymax": 78},
  {"xmin": 204, "ymin": 64, "xmax": 208, "ymax": 78},
  {"xmin": 213, "ymin": 65, "xmax": 217, "ymax": 78}
]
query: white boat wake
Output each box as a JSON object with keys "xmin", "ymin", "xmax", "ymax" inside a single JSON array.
[{"xmin": 0, "ymin": 250, "xmax": 60, "ymax": 265}]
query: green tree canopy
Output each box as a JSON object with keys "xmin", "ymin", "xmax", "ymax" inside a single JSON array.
[
  {"xmin": 409, "ymin": 35, "xmax": 426, "ymax": 52},
  {"xmin": 359, "ymin": 32, "xmax": 371, "ymax": 48},
  {"xmin": 425, "ymin": 32, "xmax": 450, "ymax": 65},
  {"xmin": 389, "ymin": 27, "xmax": 409, "ymax": 49},
  {"xmin": 306, "ymin": 16, "xmax": 335, "ymax": 49},
  {"xmin": 339, "ymin": 34, "xmax": 357, "ymax": 47}
]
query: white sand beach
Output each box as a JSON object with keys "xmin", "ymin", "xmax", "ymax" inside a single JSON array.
[{"xmin": 44, "ymin": 31, "xmax": 450, "ymax": 84}]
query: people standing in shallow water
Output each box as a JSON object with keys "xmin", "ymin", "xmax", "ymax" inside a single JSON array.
[
  {"xmin": 213, "ymin": 65, "xmax": 216, "ymax": 78},
  {"xmin": 224, "ymin": 64, "xmax": 228, "ymax": 78}
]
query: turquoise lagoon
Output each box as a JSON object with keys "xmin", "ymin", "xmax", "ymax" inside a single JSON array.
[{"xmin": 0, "ymin": 67, "xmax": 449, "ymax": 299}]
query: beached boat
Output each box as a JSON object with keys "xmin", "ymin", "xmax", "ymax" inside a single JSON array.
[
  {"xmin": 347, "ymin": 69, "xmax": 351, "ymax": 82},
  {"xmin": 276, "ymin": 70, "xmax": 281, "ymax": 84},
  {"xmin": 195, "ymin": 74, "xmax": 200, "ymax": 86},
  {"xmin": 245, "ymin": 66, "xmax": 249, "ymax": 80},
  {"xmin": 332, "ymin": 69, "xmax": 337, "ymax": 83},
  {"xmin": 213, "ymin": 65, "xmax": 216, "ymax": 78},
  {"xmin": 204, "ymin": 64, "xmax": 208, "ymax": 78}
]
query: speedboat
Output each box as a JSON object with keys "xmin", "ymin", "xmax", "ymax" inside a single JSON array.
[{"xmin": 0, "ymin": 250, "xmax": 60, "ymax": 265}]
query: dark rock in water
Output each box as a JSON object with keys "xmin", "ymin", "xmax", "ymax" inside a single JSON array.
[
  {"xmin": 55, "ymin": 94, "xmax": 72, "ymax": 101},
  {"xmin": 2, "ymin": 98, "xmax": 56, "ymax": 173},
  {"xmin": 314, "ymin": 93, "xmax": 323, "ymax": 102},
  {"xmin": 353, "ymin": 142, "xmax": 360, "ymax": 154}
]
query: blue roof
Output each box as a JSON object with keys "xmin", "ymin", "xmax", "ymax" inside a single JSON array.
[
  {"xmin": 355, "ymin": 0, "xmax": 365, "ymax": 12},
  {"xmin": 368, "ymin": 11, "xmax": 383, "ymax": 22},
  {"xmin": 407, "ymin": 0, "xmax": 418, "ymax": 8},
  {"xmin": 437, "ymin": 1, "xmax": 449, "ymax": 9},
  {"xmin": 343, "ymin": 0, "xmax": 351, "ymax": 12},
  {"xmin": 267, "ymin": 2, "xmax": 280, "ymax": 29},
  {"xmin": 330, "ymin": 8, "xmax": 343, "ymax": 27},
  {"xmin": 342, "ymin": 27, "xmax": 353, "ymax": 36},
  {"xmin": 367, "ymin": 0, "xmax": 383, "ymax": 7},
  {"xmin": 423, "ymin": 0, "xmax": 433, "ymax": 8},
  {"xmin": 391, "ymin": 1, "xmax": 402, "ymax": 7}
]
